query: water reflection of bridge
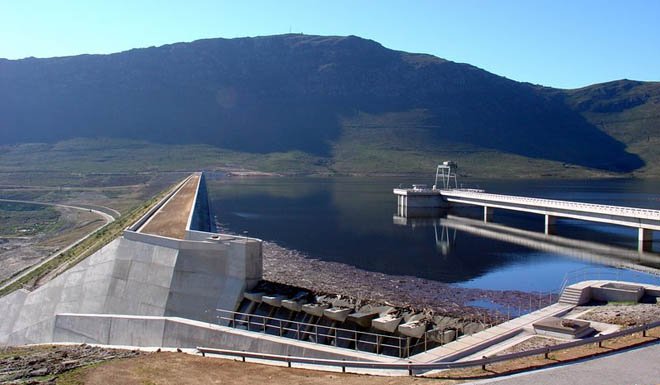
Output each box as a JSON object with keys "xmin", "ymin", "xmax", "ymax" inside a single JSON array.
[{"xmin": 393, "ymin": 212, "xmax": 660, "ymax": 272}]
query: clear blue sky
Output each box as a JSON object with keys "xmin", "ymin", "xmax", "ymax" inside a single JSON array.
[{"xmin": 1, "ymin": 0, "xmax": 658, "ymax": 89}]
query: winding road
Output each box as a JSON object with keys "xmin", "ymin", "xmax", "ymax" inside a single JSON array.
[{"xmin": 0, "ymin": 198, "xmax": 118, "ymax": 292}]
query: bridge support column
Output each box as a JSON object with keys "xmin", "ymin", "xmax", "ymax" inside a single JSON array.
[
  {"xmin": 483, "ymin": 207, "xmax": 493, "ymax": 223},
  {"xmin": 544, "ymin": 215, "xmax": 557, "ymax": 235},
  {"xmin": 639, "ymin": 228, "xmax": 653, "ymax": 252}
]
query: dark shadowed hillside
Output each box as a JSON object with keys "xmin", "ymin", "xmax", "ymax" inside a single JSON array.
[
  {"xmin": 557, "ymin": 80, "xmax": 660, "ymax": 176},
  {"xmin": 0, "ymin": 34, "xmax": 651, "ymax": 174}
]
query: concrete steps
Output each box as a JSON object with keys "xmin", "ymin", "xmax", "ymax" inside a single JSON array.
[
  {"xmin": 410, "ymin": 303, "xmax": 574, "ymax": 363},
  {"xmin": 559, "ymin": 287, "xmax": 583, "ymax": 305}
]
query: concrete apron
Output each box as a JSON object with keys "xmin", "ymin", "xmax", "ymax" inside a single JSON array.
[{"xmin": 52, "ymin": 313, "xmax": 398, "ymax": 364}]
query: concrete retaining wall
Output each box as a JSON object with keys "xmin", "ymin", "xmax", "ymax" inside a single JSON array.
[
  {"xmin": 564, "ymin": 281, "xmax": 660, "ymax": 305},
  {"xmin": 591, "ymin": 284, "xmax": 644, "ymax": 303},
  {"xmin": 577, "ymin": 286, "xmax": 592, "ymax": 305},
  {"xmin": 646, "ymin": 288, "xmax": 660, "ymax": 297},
  {"xmin": 53, "ymin": 314, "xmax": 384, "ymax": 362}
]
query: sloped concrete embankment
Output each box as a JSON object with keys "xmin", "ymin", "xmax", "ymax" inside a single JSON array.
[
  {"xmin": 0, "ymin": 173, "xmax": 267, "ymax": 356},
  {"xmin": 53, "ymin": 313, "xmax": 389, "ymax": 362}
]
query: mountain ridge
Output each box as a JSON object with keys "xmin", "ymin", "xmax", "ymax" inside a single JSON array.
[{"xmin": 0, "ymin": 34, "xmax": 656, "ymax": 175}]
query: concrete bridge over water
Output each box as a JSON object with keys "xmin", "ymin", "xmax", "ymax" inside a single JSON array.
[{"xmin": 393, "ymin": 187, "xmax": 660, "ymax": 252}]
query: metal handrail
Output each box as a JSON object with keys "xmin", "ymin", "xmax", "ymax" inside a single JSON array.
[
  {"xmin": 219, "ymin": 308, "xmax": 406, "ymax": 341},
  {"xmin": 198, "ymin": 320, "xmax": 660, "ymax": 376},
  {"xmin": 217, "ymin": 308, "xmax": 429, "ymax": 358}
]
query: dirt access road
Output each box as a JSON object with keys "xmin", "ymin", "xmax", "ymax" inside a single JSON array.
[{"xmin": 0, "ymin": 198, "xmax": 116, "ymax": 292}]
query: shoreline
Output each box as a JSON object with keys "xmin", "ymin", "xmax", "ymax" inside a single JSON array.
[{"xmin": 262, "ymin": 240, "xmax": 556, "ymax": 323}]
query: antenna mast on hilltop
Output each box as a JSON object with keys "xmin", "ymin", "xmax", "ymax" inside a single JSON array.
[{"xmin": 434, "ymin": 161, "xmax": 458, "ymax": 190}]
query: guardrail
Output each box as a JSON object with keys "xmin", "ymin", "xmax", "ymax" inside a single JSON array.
[
  {"xmin": 198, "ymin": 320, "xmax": 660, "ymax": 376},
  {"xmin": 216, "ymin": 309, "xmax": 431, "ymax": 358},
  {"xmin": 440, "ymin": 190, "xmax": 660, "ymax": 220}
]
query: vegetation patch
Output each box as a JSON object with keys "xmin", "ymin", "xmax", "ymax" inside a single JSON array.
[
  {"xmin": 0, "ymin": 181, "xmax": 176, "ymax": 297},
  {"xmin": 0, "ymin": 202, "xmax": 62, "ymax": 237},
  {"xmin": 0, "ymin": 135, "xmax": 623, "ymax": 181}
]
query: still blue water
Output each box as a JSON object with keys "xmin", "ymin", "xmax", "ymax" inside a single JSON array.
[{"xmin": 207, "ymin": 176, "xmax": 660, "ymax": 293}]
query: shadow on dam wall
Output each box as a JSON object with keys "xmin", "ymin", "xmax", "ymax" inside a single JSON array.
[{"xmin": 189, "ymin": 174, "xmax": 216, "ymax": 234}]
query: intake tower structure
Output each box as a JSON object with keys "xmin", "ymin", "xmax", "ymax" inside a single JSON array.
[{"xmin": 394, "ymin": 163, "xmax": 660, "ymax": 252}]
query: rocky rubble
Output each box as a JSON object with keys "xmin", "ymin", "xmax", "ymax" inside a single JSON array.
[
  {"xmin": 575, "ymin": 303, "xmax": 660, "ymax": 327},
  {"xmin": 496, "ymin": 336, "xmax": 561, "ymax": 355},
  {"xmin": 262, "ymin": 241, "xmax": 556, "ymax": 325},
  {"xmin": 0, "ymin": 344, "xmax": 142, "ymax": 384}
]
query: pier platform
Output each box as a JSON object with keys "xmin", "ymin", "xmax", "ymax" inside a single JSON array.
[
  {"xmin": 393, "ymin": 187, "xmax": 446, "ymax": 209},
  {"xmin": 394, "ymin": 186, "xmax": 659, "ymax": 251}
]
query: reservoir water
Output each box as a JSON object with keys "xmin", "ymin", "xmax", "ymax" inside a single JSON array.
[{"xmin": 208, "ymin": 176, "xmax": 660, "ymax": 293}]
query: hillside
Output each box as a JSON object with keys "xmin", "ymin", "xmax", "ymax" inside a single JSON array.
[
  {"xmin": 558, "ymin": 80, "xmax": 660, "ymax": 177},
  {"xmin": 0, "ymin": 34, "xmax": 655, "ymax": 176}
]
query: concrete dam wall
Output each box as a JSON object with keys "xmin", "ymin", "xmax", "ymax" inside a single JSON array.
[
  {"xmin": 0, "ymin": 173, "xmax": 393, "ymax": 362},
  {"xmin": 0, "ymin": 173, "xmax": 262, "ymax": 346}
]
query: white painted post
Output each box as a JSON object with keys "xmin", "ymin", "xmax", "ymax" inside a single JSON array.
[
  {"xmin": 484, "ymin": 206, "xmax": 493, "ymax": 223},
  {"xmin": 639, "ymin": 228, "xmax": 653, "ymax": 252},
  {"xmin": 544, "ymin": 214, "xmax": 556, "ymax": 235}
]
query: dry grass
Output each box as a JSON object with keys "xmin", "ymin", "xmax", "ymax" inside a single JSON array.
[
  {"xmin": 38, "ymin": 213, "xmax": 105, "ymax": 250},
  {"xmin": 63, "ymin": 352, "xmax": 462, "ymax": 385},
  {"xmin": 54, "ymin": 328, "xmax": 660, "ymax": 384}
]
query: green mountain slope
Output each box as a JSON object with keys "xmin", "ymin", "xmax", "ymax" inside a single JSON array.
[
  {"xmin": 0, "ymin": 34, "xmax": 653, "ymax": 176},
  {"xmin": 558, "ymin": 80, "xmax": 660, "ymax": 177}
]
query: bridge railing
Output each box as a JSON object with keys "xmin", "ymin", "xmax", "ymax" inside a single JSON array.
[{"xmin": 441, "ymin": 190, "xmax": 660, "ymax": 220}]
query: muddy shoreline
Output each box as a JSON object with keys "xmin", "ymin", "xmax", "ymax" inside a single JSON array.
[{"xmin": 262, "ymin": 241, "xmax": 556, "ymax": 323}]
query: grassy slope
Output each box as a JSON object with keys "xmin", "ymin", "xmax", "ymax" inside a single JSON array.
[
  {"xmin": 3, "ymin": 78, "xmax": 659, "ymax": 180},
  {"xmin": 331, "ymin": 110, "xmax": 619, "ymax": 178},
  {"xmin": 0, "ymin": 135, "xmax": 618, "ymax": 178},
  {"xmin": 0, "ymin": 138, "xmax": 326, "ymax": 176},
  {"xmin": 560, "ymin": 80, "xmax": 660, "ymax": 177},
  {"xmin": 0, "ymin": 35, "xmax": 647, "ymax": 176},
  {"xmin": 0, "ymin": 202, "xmax": 60, "ymax": 236}
]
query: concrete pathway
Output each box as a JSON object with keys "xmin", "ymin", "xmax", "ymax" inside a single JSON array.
[
  {"xmin": 464, "ymin": 342, "xmax": 660, "ymax": 385},
  {"xmin": 0, "ymin": 198, "xmax": 116, "ymax": 292},
  {"xmin": 412, "ymin": 303, "xmax": 574, "ymax": 363}
]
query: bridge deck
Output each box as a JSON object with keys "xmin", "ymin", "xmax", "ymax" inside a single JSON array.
[{"xmin": 440, "ymin": 190, "xmax": 660, "ymax": 221}]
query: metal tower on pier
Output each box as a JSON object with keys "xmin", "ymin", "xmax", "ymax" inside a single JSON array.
[{"xmin": 434, "ymin": 161, "xmax": 458, "ymax": 190}]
